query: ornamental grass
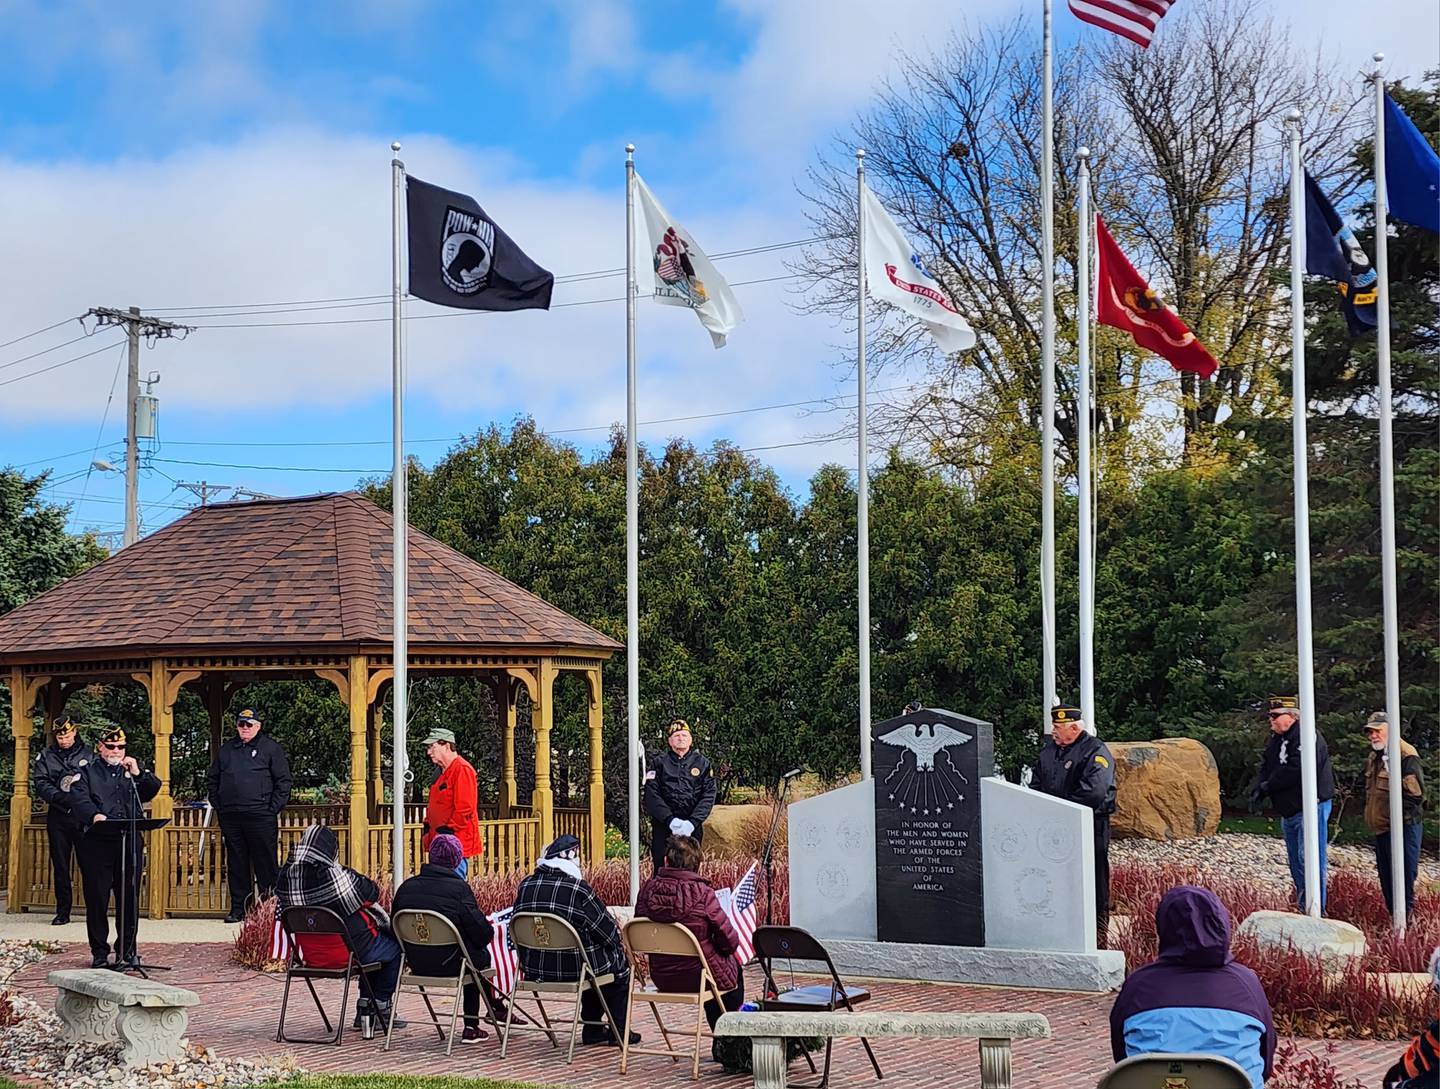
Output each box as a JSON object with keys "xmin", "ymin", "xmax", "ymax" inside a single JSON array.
[{"xmin": 1110, "ymin": 860, "xmax": 1438, "ymax": 1039}]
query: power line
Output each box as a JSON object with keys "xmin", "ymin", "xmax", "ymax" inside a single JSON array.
[
  {"xmin": 0, "ymin": 331, "xmax": 97, "ymax": 373},
  {"xmin": 0, "ymin": 316, "xmax": 80, "ymax": 351},
  {"xmin": 0, "ymin": 341, "xmax": 125, "ymax": 388}
]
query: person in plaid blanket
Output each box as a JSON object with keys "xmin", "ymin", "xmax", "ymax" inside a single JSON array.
[
  {"xmin": 512, "ymin": 834, "xmax": 638, "ymax": 1046},
  {"xmin": 276, "ymin": 824, "xmax": 404, "ymax": 1031}
]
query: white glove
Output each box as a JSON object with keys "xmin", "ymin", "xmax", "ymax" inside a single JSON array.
[
  {"xmin": 676, "ymin": 820, "xmax": 695, "ymax": 837},
  {"xmin": 669, "ymin": 818, "xmax": 685, "ymax": 835}
]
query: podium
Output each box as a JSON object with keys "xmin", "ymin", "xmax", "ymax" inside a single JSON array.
[{"xmin": 87, "ymin": 816, "xmax": 170, "ymax": 977}]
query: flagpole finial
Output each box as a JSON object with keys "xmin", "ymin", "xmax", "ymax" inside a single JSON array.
[
  {"xmin": 1285, "ymin": 107, "xmax": 1302, "ymax": 126},
  {"xmin": 856, "ymin": 148, "xmax": 865, "ymax": 160},
  {"xmin": 626, "ymin": 143, "xmax": 634, "ymax": 155},
  {"xmin": 1373, "ymin": 51, "xmax": 1385, "ymax": 63},
  {"xmin": 391, "ymin": 141, "xmax": 401, "ymax": 153},
  {"xmin": 1077, "ymin": 146, "xmax": 1090, "ymax": 161}
]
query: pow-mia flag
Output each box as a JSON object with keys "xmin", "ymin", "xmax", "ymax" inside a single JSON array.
[{"xmin": 406, "ymin": 176, "xmax": 554, "ymax": 311}]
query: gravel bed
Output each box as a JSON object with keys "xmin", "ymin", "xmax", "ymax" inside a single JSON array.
[
  {"xmin": 1113, "ymin": 832, "xmax": 1440, "ymax": 891},
  {"xmin": 0, "ymin": 940, "xmax": 300, "ymax": 1089}
]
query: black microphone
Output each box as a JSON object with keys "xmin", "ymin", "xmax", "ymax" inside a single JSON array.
[{"xmin": 780, "ymin": 768, "xmax": 804, "ymax": 780}]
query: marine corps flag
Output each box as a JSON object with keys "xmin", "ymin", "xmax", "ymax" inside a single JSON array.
[
  {"xmin": 1094, "ymin": 215, "xmax": 1218, "ymax": 379},
  {"xmin": 405, "ymin": 176, "xmax": 554, "ymax": 311}
]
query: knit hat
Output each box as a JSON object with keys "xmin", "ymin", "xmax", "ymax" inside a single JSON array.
[{"xmin": 428, "ymin": 833, "xmax": 465, "ymax": 871}]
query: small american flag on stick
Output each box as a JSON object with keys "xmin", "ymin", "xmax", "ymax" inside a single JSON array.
[
  {"xmin": 716, "ymin": 863, "xmax": 760, "ymax": 964},
  {"xmin": 1068, "ymin": 0, "xmax": 1176, "ymax": 48},
  {"xmin": 487, "ymin": 908, "xmax": 520, "ymax": 994}
]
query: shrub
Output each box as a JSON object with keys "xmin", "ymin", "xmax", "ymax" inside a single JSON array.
[
  {"xmin": 1268, "ymin": 1040, "xmax": 1363, "ymax": 1089},
  {"xmin": 232, "ymin": 895, "xmax": 282, "ymax": 970},
  {"xmin": 1111, "ymin": 860, "xmax": 1439, "ymax": 1038},
  {"xmin": 0, "ymin": 990, "xmax": 21, "ymax": 1028}
]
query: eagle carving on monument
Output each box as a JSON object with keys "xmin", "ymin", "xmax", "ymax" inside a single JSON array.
[{"xmin": 877, "ymin": 722, "xmax": 973, "ymax": 770}]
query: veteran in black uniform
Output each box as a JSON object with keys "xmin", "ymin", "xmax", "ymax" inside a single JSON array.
[
  {"xmin": 70, "ymin": 727, "xmax": 161, "ymax": 968},
  {"xmin": 32, "ymin": 715, "xmax": 92, "ymax": 926},
  {"xmin": 1034, "ymin": 705, "xmax": 1116, "ymax": 926},
  {"xmin": 643, "ymin": 719, "xmax": 717, "ymax": 868},
  {"xmin": 207, "ymin": 708, "xmax": 292, "ymax": 922}
]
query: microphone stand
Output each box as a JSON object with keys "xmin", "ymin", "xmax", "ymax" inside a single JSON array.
[{"xmin": 111, "ymin": 766, "xmax": 170, "ymax": 978}]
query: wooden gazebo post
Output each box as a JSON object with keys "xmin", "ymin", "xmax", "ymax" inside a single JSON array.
[
  {"xmin": 533, "ymin": 661, "xmax": 556, "ymax": 847},
  {"xmin": 6, "ymin": 669, "xmax": 42, "ymax": 913},
  {"xmin": 586, "ymin": 666, "xmax": 606, "ymax": 868}
]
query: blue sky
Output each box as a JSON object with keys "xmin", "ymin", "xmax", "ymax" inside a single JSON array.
[{"xmin": 1, "ymin": 0, "xmax": 1435, "ymax": 543}]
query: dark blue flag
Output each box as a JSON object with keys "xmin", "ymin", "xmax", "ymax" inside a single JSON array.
[
  {"xmin": 1303, "ymin": 171, "xmax": 1377, "ymax": 335},
  {"xmin": 1384, "ymin": 93, "xmax": 1440, "ymax": 234},
  {"xmin": 406, "ymin": 176, "xmax": 554, "ymax": 311}
]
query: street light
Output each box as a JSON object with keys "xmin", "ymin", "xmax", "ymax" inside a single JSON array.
[{"xmin": 92, "ymin": 459, "xmax": 116, "ymax": 473}]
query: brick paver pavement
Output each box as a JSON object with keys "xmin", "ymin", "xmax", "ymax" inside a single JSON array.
[{"xmin": 10, "ymin": 944, "xmax": 1400, "ymax": 1088}]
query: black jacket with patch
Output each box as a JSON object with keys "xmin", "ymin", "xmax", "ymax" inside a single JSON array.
[
  {"xmin": 206, "ymin": 732, "xmax": 293, "ymax": 816},
  {"xmin": 1034, "ymin": 732, "xmax": 1117, "ymax": 817},
  {"xmin": 643, "ymin": 749, "xmax": 717, "ymax": 825},
  {"xmin": 1258, "ymin": 723, "xmax": 1334, "ymax": 818},
  {"xmin": 33, "ymin": 740, "xmax": 94, "ymax": 822}
]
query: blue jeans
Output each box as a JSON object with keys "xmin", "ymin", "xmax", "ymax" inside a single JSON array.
[
  {"xmin": 1280, "ymin": 799, "xmax": 1331, "ymax": 912},
  {"xmin": 1376, "ymin": 823, "xmax": 1423, "ymax": 917},
  {"xmin": 358, "ymin": 931, "xmax": 403, "ymax": 1004}
]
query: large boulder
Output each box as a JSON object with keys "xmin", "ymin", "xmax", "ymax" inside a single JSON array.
[
  {"xmin": 1110, "ymin": 737, "xmax": 1221, "ymax": 840},
  {"xmin": 703, "ymin": 803, "xmax": 779, "ymax": 860},
  {"xmin": 1234, "ymin": 910, "xmax": 1368, "ymax": 976}
]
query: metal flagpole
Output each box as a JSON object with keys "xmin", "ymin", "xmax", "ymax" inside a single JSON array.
[
  {"xmin": 1285, "ymin": 110, "xmax": 1323, "ymax": 918},
  {"xmin": 1076, "ymin": 149, "xmax": 1095, "ymax": 734},
  {"xmin": 856, "ymin": 148, "xmax": 873, "ymax": 781},
  {"xmin": 390, "ymin": 142, "xmax": 409, "ymax": 886},
  {"xmin": 1371, "ymin": 55, "xmax": 1406, "ymax": 934},
  {"xmin": 625, "ymin": 144, "xmax": 642, "ymax": 901},
  {"xmin": 1040, "ymin": 0, "xmax": 1058, "ymax": 726}
]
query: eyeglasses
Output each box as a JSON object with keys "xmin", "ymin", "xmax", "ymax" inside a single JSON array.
[
  {"xmin": 101, "ymin": 743, "xmax": 126, "ymax": 750},
  {"xmin": 1267, "ymin": 712, "xmax": 1287, "ymax": 719}
]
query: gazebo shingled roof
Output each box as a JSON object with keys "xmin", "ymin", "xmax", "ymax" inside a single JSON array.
[
  {"xmin": 4, "ymin": 493, "xmax": 617, "ymax": 915},
  {"xmin": 0, "ymin": 491, "xmax": 620, "ymax": 659}
]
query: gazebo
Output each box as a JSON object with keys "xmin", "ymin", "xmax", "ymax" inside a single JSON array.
[{"xmin": 0, "ymin": 492, "xmax": 620, "ymax": 918}]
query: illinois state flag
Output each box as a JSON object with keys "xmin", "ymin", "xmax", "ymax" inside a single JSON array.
[
  {"xmin": 861, "ymin": 185, "xmax": 975, "ymax": 353},
  {"xmin": 631, "ymin": 174, "xmax": 744, "ymax": 348},
  {"xmin": 406, "ymin": 176, "xmax": 554, "ymax": 311},
  {"xmin": 1094, "ymin": 215, "xmax": 1217, "ymax": 379}
]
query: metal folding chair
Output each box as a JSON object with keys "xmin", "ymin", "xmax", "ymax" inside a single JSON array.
[
  {"xmin": 1097, "ymin": 1053, "xmax": 1251, "ymax": 1088},
  {"xmin": 273, "ymin": 905, "xmax": 382, "ymax": 1046},
  {"xmin": 753, "ymin": 924, "xmax": 882, "ymax": 1088},
  {"xmin": 388, "ymin": 909, "xmax": 500, "ymax": 1056},
  {"xmin": 621, "ymin": 918, "xmax": 735, "ymax": 1080},
  {"xmin": 500, "ymin": 911, "xmax": 621, "ymax": 1064}
]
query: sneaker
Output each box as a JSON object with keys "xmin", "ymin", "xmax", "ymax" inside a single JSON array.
[{"xmin": 460, "ymin": 1026, "xmax": 487, "ymax": 1044}]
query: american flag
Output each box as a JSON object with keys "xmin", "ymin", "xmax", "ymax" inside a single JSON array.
[
  {"xmin": 271, "ymin": 917, "xmax": 290, "ymax": 962},
  {"xmin": 487, "ymin": 908, "xmax": 520, "ymax": 995},
  {"xmin": 716, "ymin": 863, "xmax": 760, "ymax": 964},
  {"xmin": 1068, "ymin": 0, "xmax": 1176, "ymax": 48}
]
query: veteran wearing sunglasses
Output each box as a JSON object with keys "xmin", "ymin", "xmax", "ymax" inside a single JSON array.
[
  {"xmin": 69, "ymin": 726, "xmax": 161, "ymax": 967},
  {"xmin": 1249, "ymin": 695, "xmax": 1335, "ymax": 913}
]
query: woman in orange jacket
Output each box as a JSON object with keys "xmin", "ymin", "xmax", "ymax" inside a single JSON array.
[{"xmin": 420, "ymin": 727, "xmax": 482, "ymax": 860}]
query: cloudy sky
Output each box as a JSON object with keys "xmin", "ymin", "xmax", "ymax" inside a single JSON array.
[{"xmin": 1, "ymin": 0, "xmax": 1435, "ymax": 541}]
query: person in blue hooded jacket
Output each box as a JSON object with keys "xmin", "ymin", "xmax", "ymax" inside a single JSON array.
[{"xmin": 1109, "ymin": 886, "xmax": 1275, "ymax": 1089}]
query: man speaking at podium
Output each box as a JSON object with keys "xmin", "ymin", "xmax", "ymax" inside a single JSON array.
[{"xmin": 70, "ymin": 727, "xmax": 161, "ymax": 968}]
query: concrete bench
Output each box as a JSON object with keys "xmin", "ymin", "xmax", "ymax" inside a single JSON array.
[
  {"xmin": 49, "ymin": 969, "xmax": 200, "ymax": 1068},
  {"xmin": 715, "ymin": 1010, "xmax": 1050, "ymax": 1089}
]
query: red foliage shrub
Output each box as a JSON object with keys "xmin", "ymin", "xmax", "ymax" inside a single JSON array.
[
  {"xmin": 1111, "ymin": 861, "xmax": 1440, "ymax": 1039},
  {"xmin": 0, "ymin": 990, "xmax": 22, "ymax": 1028},
  {"xmin": 231, "ymin": 895, "xmax": 281, "ymax": 970},
  {"xmin": 1268, "ymin": 1040, "xmax": 1363, "ymax": 1089}
]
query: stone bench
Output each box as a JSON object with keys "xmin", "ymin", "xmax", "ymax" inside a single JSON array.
[
  {"xmin": 715, "ymin": 1010, "xmax": 1050, "ymax": 1089},
  {"xmin": 49, "ymin": 969, "xmax": 200, "ymax": 1068}
]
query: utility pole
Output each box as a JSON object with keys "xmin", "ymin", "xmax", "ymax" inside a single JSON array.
[
  {"xmin": 177, "ymin": 481, "xmax": 231, "ymax": 507},
  {"xmin": 84, "ymin": 307, "xmax": 194, "ymax": 547}
]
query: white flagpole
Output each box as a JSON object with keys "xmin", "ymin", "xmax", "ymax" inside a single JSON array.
[
  {"xmin": 1077, "ymin": 149, "xmax": 1095, "ymax": 734},
  {"xmin": 1285, "ymin": 109, "xmax": 1323, "ymax": 918},
  {"xmin": 856, "ymin": 148, "xmax": 873, "ymax": 781},
  {"xmin": 1371, "ymin": 55, "xmax": 1406, "ymax": 934},
  {"xmin": 1040, "ymin": 0, "xmax": 1058, "ymax": 726},
  {"xmin": 625, "ymin": 143, "xmax": 642, "ymax": 902},
  {"xmin": 390, "ymin": 141, "xmax": 409, "ymax": 885}
]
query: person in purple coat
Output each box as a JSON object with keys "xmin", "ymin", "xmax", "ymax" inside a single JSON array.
[{"xmin": 1109, "ymin": 886, "xmax": 1275, "ymax": 1089}]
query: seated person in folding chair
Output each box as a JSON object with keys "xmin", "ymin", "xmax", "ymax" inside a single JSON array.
[
  {"xmin": 392, "ymin": 832, "xmax": 499, "ymax": 1045},
  {"xmin": 276, "ymin": 824, "xmax": 405, "ymax": 1032},
  {"xmin": 1109, "ymin": 886, "xmax": 1275, "ymax": 1089},
  {"xmin": 513, "ymin": 834, "xmax": 639, "ymax": 1047},
  {"xmin": 635, "ymin": 834, "xmax": 744, "ymax": 1029}
]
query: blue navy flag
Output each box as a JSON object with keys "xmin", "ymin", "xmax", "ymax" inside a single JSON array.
[
  {"xmin": 405, "ymin": 176, "xmax": 554, "ymax": 310},
  {"xmin": 1384, "ymin": 93, "xmax": 1440, "ymax": 234},
  {"xmin": 1303, "ymin": 171, "xmax": 1377, "ymax": 335}
]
